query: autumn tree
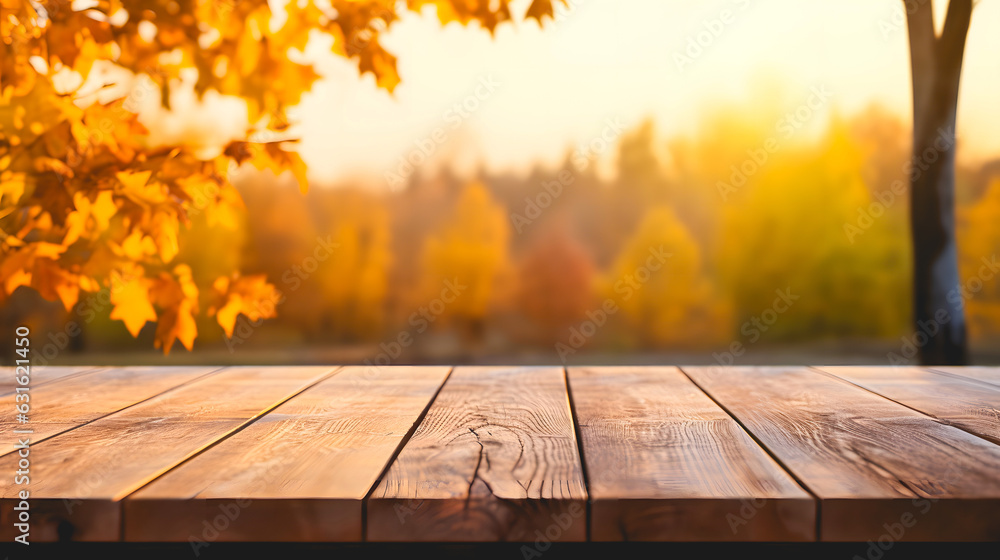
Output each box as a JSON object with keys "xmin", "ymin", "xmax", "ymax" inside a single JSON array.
[
  {"xmin": 419, "ymin": 181, "xmax": 510, "ymax": 340},
  {"xmin": 514, "ymin": 225, "xmax": 596, "ymax": 343},
  {"xmin": 674, "ymin": 2, "xmax": 978, "ymax": 364},
  {"xmin": 719, "ymin": 116, "xmax": 910, "ymax": 341},
  {"xmin": 0, "ymin": 0, "xmax": 562, "ymax": 352},
  {"xmin": 311, "ymin": 188, "xmax": 392, "ymax": 341},
  {"xmin": 607, "ymin": 205, "xmax": 730, "ymax": 348},
  {"xmin": 230, "ymin": 175, "xmax": 322, "ymax": 342}
]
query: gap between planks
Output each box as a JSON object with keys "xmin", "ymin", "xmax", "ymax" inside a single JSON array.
[
  {"xmin": 118, "ymin": 366, "xmax": 345, "ymax": 504},
  {"xmin": 360, "ymin": 366, "xmax": 456, "ymax": 542},
  {"xmin": 683, "ymin": 366, "xmax": 1000, "ymax": 542},
  {"xmin": 677, "ymin": 366, "xmax": 824, "ymax": 541},
  {"xmin": 366, "ymin": 366, "xmax": 588, "ymax": 542},
  {"xmin": 0, "ymin": 365, "xmax": 103, "ymax": 397},
  {"xmin": 0, "ymin": 366, "xmax": 227, "ymax": 457},
  {"xmin": 124, "ymin": 366, "xmax": 453, "ymax": 542},
  {"xmin": 812, "ymin": 366, "xmax": 1000, "ymax": 447},
  {"xmin": 562, "ymin": 366, "xmax": 593, "ymax": 543},
  {"xmin": 13, "ymin": 365, "xmax": 1000, "ymax": 543}
]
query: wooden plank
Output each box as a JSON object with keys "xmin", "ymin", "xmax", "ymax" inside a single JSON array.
[
  {"xmin": 124, "ymin": 366, "xmax": 451, "ymax": 543},
  {"xmin": 0, "ymin": 366, "xmax": 220, "ymax": 455},
  {"xmin": 929, "ymin": 366, "xmax": 1000, "ymax": 389},
  {"xmin": 0, "ymin": 366, "xmax": 337, "ymax": 542},
  {"xmin": 683, "ymin": 366, "xmax": 1000, "ymax": 541},
  {"xmin": 367, "ymin": 366, "xmax": 587, "ymax": 542},
  {"xmin": 569, "ymin": 366, "xmax": 814, "ymax": 542},
  {"xmin": 817, "ymin": 366, "xmax": 1000, "ymax": 444},
  {"xmin": 0, "ymin": 366, "xmax": 100, "ymax": 395}
]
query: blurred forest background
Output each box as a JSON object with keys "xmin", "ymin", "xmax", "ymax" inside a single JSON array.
[
  {"xmin": 4, "ymin": 0, "xmax": 1000, "ymax": 366},
  {"xmin": 6, "ymin": 96, "xmax": 1000, "ymax": 366}
]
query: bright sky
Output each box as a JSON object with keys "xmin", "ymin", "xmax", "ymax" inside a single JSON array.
[{"xmin": 146, "ymin": 0, "xmax": 1000, "ymax": 185}]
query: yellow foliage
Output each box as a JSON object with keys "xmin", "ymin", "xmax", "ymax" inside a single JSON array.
[
  {"xmin": 209, "ymin": 274, "xmax": 281, "ymax": 338},
  {"xmin": 420, "ymin": 181, "xmax": 510, "ymax": 326},
  {"xmin": 960, "ymin": 179, "xmax": 1000, "ymax": 341},
  {"xmin": 718, "ymin": 115, "xmax": 910, "ymax": 340},
  {"xmin": 1, "ymin": 0, "xmax": 547, "ymax": 351},
  {"xmin": 109, "ymin": 269, "xmax": 157, "ymax": 337},
  {"xmin": 314, "ymin": 190, "xmax": 393, "ymax": 339},
  {"xmin": 150, "ymin": 264, "xmax": 200, "ymax": 354},
  {"xmin": 606, "ymin": 205, "xmax": 731, "ymax": 347}
]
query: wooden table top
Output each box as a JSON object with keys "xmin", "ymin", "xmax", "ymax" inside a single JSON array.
[{"xmin": 1, "ymin": 365, "xmax": 998, "ymax": 543}]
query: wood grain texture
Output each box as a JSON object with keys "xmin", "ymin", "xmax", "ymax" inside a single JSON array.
[
  {"xmin": 0, "ymin": 366, "xmax": 100, "ymax": 395},
  {"xmin": 124, "ymin": 366, "xmax": 451, "ymax": 542},
  {"xmin": 683, "ymin": 366, "xmax": 1000, "ymax": 542},
  {"xmin": 569, "ymin": 366, "xmax": 814, "ymax": 542},
  {"xmin": 0, "ymin": 366, "xmax": 220, "ymax": 455},
  {"xmin": 0, "ymin": 366, "xmax": 337, "ymax": 542},
  {"xmin": 930, "ymin": 366, "xmax": 1000, "ymax": 388},
  {"xmin": 817, "ymin": 366, "xmax": 1000, "ymax": 444},
  {"xmin": 367, "ymin": 366, "xmax": 587, "ymax": 542}
]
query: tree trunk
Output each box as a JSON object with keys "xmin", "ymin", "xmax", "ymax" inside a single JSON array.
[{"xmin": 905, "ymin": 0, "xmax": 972, "ymax": 365}]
